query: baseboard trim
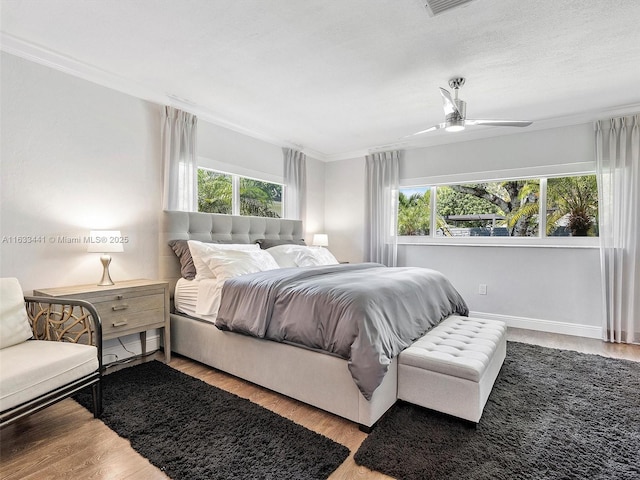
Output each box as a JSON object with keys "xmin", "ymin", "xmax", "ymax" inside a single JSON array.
[{"xmin": 469, "ymin": 311, "xmax": 602, "ymax": 339}]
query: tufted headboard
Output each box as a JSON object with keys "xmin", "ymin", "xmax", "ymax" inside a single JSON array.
[{"xmin": 159, "ymin": 210, "xmax": 304, "ymax": 296}]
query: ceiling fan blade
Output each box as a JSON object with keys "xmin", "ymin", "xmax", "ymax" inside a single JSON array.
[
  {"xmin": 465, "ymin": 119, "xmax": 533, "ymax": 127},
  {"xmin": 402, "ymin": 123, "xmax": 446, "ymax": 138},
  {"xmin": 439, "ymin": 88, "xmax": 460, "ymax": 116}
]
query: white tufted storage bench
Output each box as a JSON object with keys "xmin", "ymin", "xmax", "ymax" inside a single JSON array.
[{"xmin": 397, "ymin": 315, "xmax": 507, "ymax": 423}]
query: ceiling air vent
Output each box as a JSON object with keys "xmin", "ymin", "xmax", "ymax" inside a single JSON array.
[{"xmin": 424, "ymin": 0, "xmax": 477, "ymax": 16}]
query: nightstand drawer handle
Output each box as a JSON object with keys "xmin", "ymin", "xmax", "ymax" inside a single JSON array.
[
  {"xmin": 112, "ymin": 320, "xmax": 128, "ymax": 327},
  {"xmin": 112, "ymin": 304, "xmax": 129, "ymax": 311}
]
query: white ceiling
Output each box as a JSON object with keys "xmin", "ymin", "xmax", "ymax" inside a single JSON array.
[{"xmin": 2, "ymin": 0, "xmax": 640, "ymax": 160}]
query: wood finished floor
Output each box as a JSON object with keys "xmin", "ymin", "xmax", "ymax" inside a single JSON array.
[{"xmin": 1, "ymin": 328, "xmax": 639, "ymax": 480}]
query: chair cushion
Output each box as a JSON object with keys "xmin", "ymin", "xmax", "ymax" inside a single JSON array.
[
  {"xmin": 0, "ymin": 278, "xmax": 33, "ymax": 349},
  {"xmin": 0, "ymin": 340, "xmax": 98, "ymax": 412},
  {"xmin": 399, "ymin": 316, "xmax": 506, "ymax": 382}
]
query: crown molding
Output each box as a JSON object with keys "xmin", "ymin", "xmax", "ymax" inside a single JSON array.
[
  {"xmin": 2, "ymin": 33, "xmax": 638, "ymax": 164},
  {"xmin": 0, "ymin": 33, "xmax": 327, "ymax": 160},
  {"xmin": 1, "ymin": 33, "xmax": 169, "ymax": 105}
]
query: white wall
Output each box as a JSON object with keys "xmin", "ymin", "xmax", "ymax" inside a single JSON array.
[
  {"xmin": 0, "ymin": 52, "xmax": 162, "ymax": 293},
  {"xmin": 0, "ymin": 52, "xmax": 325, "ymax": 290},
  {"xmin": 400, "ymin": 245, "xmax": 602, "ymax": 337},
  {"xmin": 324, "ymin": 157, "xmax": 366, "ymax": 263},
  {"xmin": 401, "ymin": 123, "xmax": 594, "ymax": 180},
  {"xmin": 198, "ymin": 120, "xmax": 284, "ymax": 178},
  {"xmin": 325, "ymin": 124, "xmax": 603, "ymax": 337}
]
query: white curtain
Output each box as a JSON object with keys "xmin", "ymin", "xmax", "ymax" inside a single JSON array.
[
  {"xmin": 595, "ymin": 114, "xmax": 640, "ymax": 344},
  {"xmin": 162, "ymin": 106, "xmax": 198, "ymax": 211},
  {"xmin": 365, "ymin": 151, "xmax": 400, "ymax": 267},
  {"xmin": 283, "ymin": 148, "xmax": 307, "ymax": 220}
]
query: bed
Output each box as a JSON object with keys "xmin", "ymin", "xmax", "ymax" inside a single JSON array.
[{"xmin": 159, "ymin": 210, "xmax": 467, "ymax": 429}]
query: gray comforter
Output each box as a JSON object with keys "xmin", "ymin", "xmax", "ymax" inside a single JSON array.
[{"xmin": 216, "ymin": 263, "xmax": 469, "ymax": 399}]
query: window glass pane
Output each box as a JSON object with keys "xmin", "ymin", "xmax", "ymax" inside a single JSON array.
[
  {"xmin": 436, "ymin": 180, "xmax": 540, "ymax": 237},
  {"xmin": 546, "ymin": 175, "xmax": 598, "ymax": 237},
  {"xmin": 198, "ymin": 169, "xmax": 232, "ymax": 214},
  {"xmin": 398, "ymin": 187, "xmax": 431, "ymax": 235},
  {"xmin": 239, "ymin": 178, "xmax": 282, "ymax": 218}
]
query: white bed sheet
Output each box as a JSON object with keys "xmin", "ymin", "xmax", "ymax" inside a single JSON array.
[{"xmin": 174, "ymin": 277, "xmax": 220, "ymax": 323}]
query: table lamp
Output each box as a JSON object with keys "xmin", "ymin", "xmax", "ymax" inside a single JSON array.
[
  {"xmin": 312, "ymin": 234, "xmax": 329, "ymax": 247},
  {"xmin": 87, "ymin": 230, "xmax": 124, "ymax": 286}
]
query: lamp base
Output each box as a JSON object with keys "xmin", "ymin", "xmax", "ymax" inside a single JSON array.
[{"xmin": 97, "ymin": 254, "xmax": 115, "ymax": 286}]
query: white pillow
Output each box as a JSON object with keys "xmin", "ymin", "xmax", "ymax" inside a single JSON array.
[
  {"xmin": 265, "ymin": 244, "xmax": 299, "ymax": 267},
  {"xmin": 187, "ymin": 241, "xmax": 260, "ymax": 280},
  {"xmin": 266, "ymin": 245, "xmax": 339, "ymax": 268},
  {"xmin": 0, "ymin": 278, "xmax": 33, "ymax": 349},
  {"xmin": 188, "ymin": 241, "xmax": 278, "ymax": 280},
  {"xmin": 309, "ymin": 246, "xmax": 339, "ymax": 266}
]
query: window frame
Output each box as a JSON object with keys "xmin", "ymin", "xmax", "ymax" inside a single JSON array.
[
  {"xmin": 197, "ymin": 166, "xmax": 285, "ymax": 218},
  {"xmin": 398, "ymin": 164, "xmax": 599, "ymax": 248}
]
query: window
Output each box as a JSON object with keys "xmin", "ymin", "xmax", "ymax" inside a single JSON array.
[
  {"xmin": 239, "ymin": 177, "xmax": 282, "ymax": 218},
  {"xmin": 399, "ymin": 174, "xmax": 598, "ymax": 239},
  {"xmin": 436, "ymin": 179, "xmax": 540, "ymax": 237},
  {"xmin": 398, "ymin": 187, "xmax": 431, "ymax": 235},
  {"xmin": 546, "ymin": 175, "xmax": 598, "ymax": 237},
  {"xmin": 197, "ymin": 168, "xmax": 283, "ymax": 218},
  {"xmin": 198, "ymin": 169, "xmax": 232, "ymax": 214}
]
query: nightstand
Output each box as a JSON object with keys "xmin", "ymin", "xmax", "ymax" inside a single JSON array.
[{"xmin": 33, "ymin": 279, "xmax": 171, "ymax": 363}]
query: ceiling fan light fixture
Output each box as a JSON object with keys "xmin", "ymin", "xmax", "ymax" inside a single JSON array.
[
  {"xmin": 445, "ymin": 112, "xmax": 465, "ymax": 132},
  {"xmin": 445, "ymin": 123, "xmax": 465, "ymax": 132}
]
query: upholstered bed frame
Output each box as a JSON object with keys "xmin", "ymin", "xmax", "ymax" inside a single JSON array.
[{"xmin": 159, "ymin": 210, "xmax": 398, "ymax": 429}]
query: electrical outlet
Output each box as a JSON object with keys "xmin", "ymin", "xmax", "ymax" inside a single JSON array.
[{"xmin": 478, "ymin": 284, "xmax": 487, "ymax": 295}]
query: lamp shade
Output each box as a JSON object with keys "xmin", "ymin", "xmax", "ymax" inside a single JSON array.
[
  {"xmin": 87, "ymin": 231, "xmax": 124, "ymax": 253},
  {"xmin": 312, "ymin": 233, "xmax": 329, "ymax": 247}
]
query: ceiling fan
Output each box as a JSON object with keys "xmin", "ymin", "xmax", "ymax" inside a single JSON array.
[{"xmin": 409, "ymin": 78, "xmax": 533, "ymax": 136}]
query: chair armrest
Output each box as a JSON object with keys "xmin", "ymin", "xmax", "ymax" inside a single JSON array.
[{"xmin": 23, "ymin": 296, "xmax": 103, "ymax": 371}]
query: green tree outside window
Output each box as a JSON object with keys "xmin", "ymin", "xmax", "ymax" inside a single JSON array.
[{"xmin": 198, "ymin": 168, "xmax": 282, "ymax": 218}]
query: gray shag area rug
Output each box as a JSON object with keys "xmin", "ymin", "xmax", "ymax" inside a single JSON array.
[
  {"xmin": 74, "ymin": 361, "xmax": 349, "ymax": 480},
  {"xmin": 354, "ymin": 341, "xmax": 640, "ymax": 480}
]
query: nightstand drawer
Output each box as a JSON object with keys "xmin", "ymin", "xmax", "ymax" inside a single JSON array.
[
  {"xmin": 78, "ymin": 288, "xmax": 165, "ymax": 308},
  {"xmin": 90, "ymin": 291, "xmax": 165, "ymax": 315},
  {"xmin": 100, "ymin": 307, "xmax": 166, "ymax": 338},
  {"xmin": 93, "ymin": 292, "xmax": 165, "ymax": 338}
]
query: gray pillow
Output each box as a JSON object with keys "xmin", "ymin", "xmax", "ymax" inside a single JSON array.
[
  {"xmin": 168, "ymin": 240, "xmax": 197, "ymax": 280},
  {"xmin": 255, "ymin": 238, "xmax": 306, "ymax": 250}
]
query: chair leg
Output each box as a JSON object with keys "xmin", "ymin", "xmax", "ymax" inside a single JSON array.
[{"xmin": 92, "ymin": 381, "xmax": 103, "ymax": 418}]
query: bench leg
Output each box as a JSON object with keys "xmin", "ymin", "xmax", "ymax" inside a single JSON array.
[{"xmin": 359, "ymin": 423, "xmax": 374, "ymax": 434}]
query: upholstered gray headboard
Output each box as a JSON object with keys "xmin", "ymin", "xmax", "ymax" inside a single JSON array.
[{"xmin": 159, "ymin": 210, "xmax": 304, "ymax": 295}]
